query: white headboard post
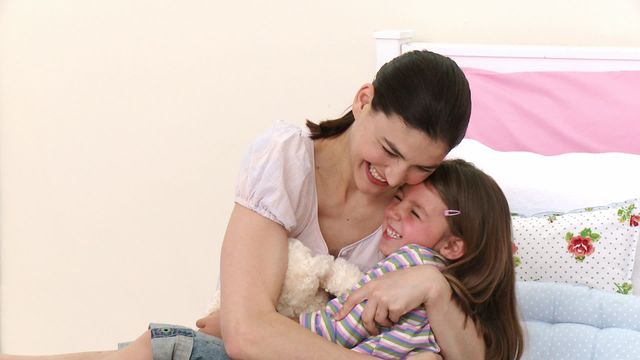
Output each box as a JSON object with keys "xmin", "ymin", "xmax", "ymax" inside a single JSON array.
[{"xmin": 373, "ymin": 30, "xmax": 415, "ymax": 71}]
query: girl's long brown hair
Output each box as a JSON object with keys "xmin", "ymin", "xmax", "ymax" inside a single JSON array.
[{"xmin": 428, "ymin": 159, "xmax": 523, "ymax": 360}]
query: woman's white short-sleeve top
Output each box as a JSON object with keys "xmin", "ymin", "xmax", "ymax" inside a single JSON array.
[{"xmin": 235, "ymin": 121, "xmax": 384, "ymax": 271}]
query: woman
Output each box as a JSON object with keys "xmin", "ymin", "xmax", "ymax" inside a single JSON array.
[
  {"xmin": 2, "ymin": 50, "xmax": 479, "ymax": 360},
  {"xmin": 205, "ymin": 49, "xmax": 478, "ymax": 359}
]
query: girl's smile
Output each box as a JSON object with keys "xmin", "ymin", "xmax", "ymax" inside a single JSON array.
[{"xmin": 379, "ymin": 182, "xmax": 453, "ymax": 256}]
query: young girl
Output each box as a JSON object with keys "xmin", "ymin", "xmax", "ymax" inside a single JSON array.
[
  {"xmin": 197, "ymin": 159, "xmax": 523, "ymax": 359},
  {"xmin": 300, "ymin": 159, "xmax": 523, "ymax": 359}
]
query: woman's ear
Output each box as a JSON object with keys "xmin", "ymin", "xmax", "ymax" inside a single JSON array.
[
  {"xmin": 435, "ymin": 236, "xmax": 465, "ymax": 261},
  {"xmin": 352, "ymin": 83, "xmax": 374, "ymax": 117}
]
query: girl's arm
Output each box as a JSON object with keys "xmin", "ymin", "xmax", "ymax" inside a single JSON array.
[
  {"xmin": 218, "ymin": 204, "xmax": 374, "ymax": 360},
  {"xmin": 335, "ymin": 265, "xmax": 485, "ymax": 360}
]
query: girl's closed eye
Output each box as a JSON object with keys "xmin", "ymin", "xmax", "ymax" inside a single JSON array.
[{"xmin": 411, "ymin": 209, "xmax": 421, "ymax": 219}]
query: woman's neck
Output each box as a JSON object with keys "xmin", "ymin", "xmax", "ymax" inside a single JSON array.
[
  {"xmin": 313, "ymin": 129, "xmax": 391, "ymax": 207},
  {"xmin": 313, "ymin": 129, "xmax": 395, "ymax": 252},
  {"xmin": 313, "ymin": 130, "xmax": 356, "ymax": 201}
]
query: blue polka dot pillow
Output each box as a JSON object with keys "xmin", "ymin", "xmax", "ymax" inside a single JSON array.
[{"xmin": 512, "ymin": 198, "xmax": 640, "ymax": 294}]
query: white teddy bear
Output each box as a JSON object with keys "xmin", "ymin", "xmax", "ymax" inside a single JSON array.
[{"xmin": 209, "ymin": 238, "xmax": 363, "ymax": 318}]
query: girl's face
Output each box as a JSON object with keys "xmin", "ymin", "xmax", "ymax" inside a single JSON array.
[
  {"xmin": 378, "ymin": 183, "xmax": 452, "ymax": 256},
  {"xmin": 349, "ymin": 85, "xmax": 449, "ymax": 197}
]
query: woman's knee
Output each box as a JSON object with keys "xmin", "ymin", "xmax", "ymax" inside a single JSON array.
[{"xmin": 109, "ymin": 330, "xmax": 152, "ymax": 360}]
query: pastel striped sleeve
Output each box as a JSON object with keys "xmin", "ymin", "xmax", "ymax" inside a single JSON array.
[
  {"xmin": 352, "ymin": 312, "xmax": 440, "ymax": 358},
  {"xmin": 298, "ymin": 247, "xmax": 420, "ymax": 347},
  {"xmin": 299, "ymin": 297, "xmax": 370, "ymax": 347},
  {"xmin": 299, "ymin": 245, "xmax": 445, "ymax": 350}
]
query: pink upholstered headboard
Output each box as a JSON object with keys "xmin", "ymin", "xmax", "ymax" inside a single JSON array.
[
  {"xmin": 463, "ymin": 69, "xmax": 640, "ymax": 155},
  {"xmin": 373, "ymin": 31, "xmax": 640, "ymax": 155}
]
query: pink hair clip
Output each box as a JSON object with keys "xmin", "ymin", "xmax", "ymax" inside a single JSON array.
[{"xmin": 443, "ymin": 210, "xmax": 461, "ymax": 217}]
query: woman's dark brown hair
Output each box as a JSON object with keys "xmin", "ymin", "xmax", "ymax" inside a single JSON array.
[
  {"xmin": 306, "ymin": 50, "xmax": 471, "ymax": 151},
  {"xmin": 428, "ymin": 159, "xmax": 524, "ymax": 360}
]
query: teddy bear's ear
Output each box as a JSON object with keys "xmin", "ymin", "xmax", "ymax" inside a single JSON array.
[{"xmin": 436, "ymin": 235, "xmax": 465, "ymax": 261}]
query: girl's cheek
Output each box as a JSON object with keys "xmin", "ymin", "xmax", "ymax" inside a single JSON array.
[{"xmin": 402, "ymin": 217, "xmax": 415, "ymax": 230}]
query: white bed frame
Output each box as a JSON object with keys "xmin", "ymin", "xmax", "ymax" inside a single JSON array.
[{"xmin": 374, "ymin": 30, "xmax": 640, "ymax": 73}]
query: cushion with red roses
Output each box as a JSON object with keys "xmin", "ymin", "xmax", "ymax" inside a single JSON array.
[{"xmin": 512, "ymin": 198, "xmax": 640, "ymax": 295}]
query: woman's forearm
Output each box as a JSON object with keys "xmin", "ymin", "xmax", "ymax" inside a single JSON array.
[
  {"xmin": 224, "ymin": 310, "xmax": 373, "ymax": 360},
  {"xmin": 424, "ymin": 279, "xmax": 485, "ymax": 360},
  {"xmin": 219, "ymin": 205, "xmax": 372, "ymax": 360}
]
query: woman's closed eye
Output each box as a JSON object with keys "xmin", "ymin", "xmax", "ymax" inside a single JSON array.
[
  {"xmin": 383, "ymin": 146, "xmax": 399, "ymax": 158},
  {"xmin": 416, "ymin": 166, "xmax": 433, "ymax": 173},
  {"xmin": 383, "ymin": 145, "xmax": 435, "ymax": 175}
]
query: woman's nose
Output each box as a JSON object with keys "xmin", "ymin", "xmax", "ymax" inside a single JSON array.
[{"xmin": 385, "ymin": 166, "xmax": 408, "ymax": 187}]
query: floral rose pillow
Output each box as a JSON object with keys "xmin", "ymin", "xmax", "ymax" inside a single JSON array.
[{"xmin": 512, "ymin": 199, "xmax": 640, "ymax": 295}]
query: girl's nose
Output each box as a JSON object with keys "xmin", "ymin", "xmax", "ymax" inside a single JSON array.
[{"xmin": 387, "ymin": 203, "xmax": 403, "ymax": 220}]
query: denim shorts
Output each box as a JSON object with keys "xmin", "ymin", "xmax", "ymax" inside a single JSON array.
[{"xmin": 119, "ymin": 323, "xmax": 231, "ymax": 360}]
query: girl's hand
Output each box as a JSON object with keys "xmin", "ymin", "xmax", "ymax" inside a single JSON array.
[
  {"xmin": 196, "ymin": 311, "xmax": 222, "ymax": 338},
  {"xmin": 334, "ymin": 265, "xmax": 449, "ymax": 335}
]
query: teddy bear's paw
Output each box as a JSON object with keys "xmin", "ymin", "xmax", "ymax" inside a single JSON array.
[
  {"xmin": 322, "ymin": 258, "xmax": 363, "ymax": 297},
  {"xmin": 277, "ymin": 290, "xmax": 329, "ymax": 318}
]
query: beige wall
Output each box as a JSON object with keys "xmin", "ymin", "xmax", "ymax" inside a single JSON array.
[{"xmin": 1, "ymin": 0, "xmax": 639, "ymax": 354}]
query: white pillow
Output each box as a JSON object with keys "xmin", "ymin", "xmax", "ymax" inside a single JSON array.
[
  {"xmin": 512, "ymin": 199, "xmax": 640, "ymax": 294},
  {"xmin": 447, "ymin": 139, "xmax": 640, "ymax": 216}
]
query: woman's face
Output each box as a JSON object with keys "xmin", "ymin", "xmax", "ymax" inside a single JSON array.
[
  {"xmin": 378, "ymin": 183, "xmax": 452, "ymax": 256},
  {"xmin": 349, "ymin": 85, "xmax": 449, "ymax": 197}
]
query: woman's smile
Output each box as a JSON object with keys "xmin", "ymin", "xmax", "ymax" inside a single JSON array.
[{"xmin": 365, "ymin": 162, "xmax": 389, "ymax": 186}]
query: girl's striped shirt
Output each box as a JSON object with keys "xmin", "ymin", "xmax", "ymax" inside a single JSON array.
[{"xmin": 299, "ymin": 244, "xmax": 447, "ymax": 359}]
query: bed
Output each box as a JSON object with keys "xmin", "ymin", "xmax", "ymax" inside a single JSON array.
[{"xmin": 374, "ymin": 30, "xmax": 640, "ymax": 360}]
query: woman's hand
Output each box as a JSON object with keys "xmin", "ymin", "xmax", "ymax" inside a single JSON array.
[
  {"xmin": 195, "ymin": 311, "xmax": 222, "ymax": 338},
  {"xmin": 334, "ymin": 265, "xmax": 449, "ymax": 335}
]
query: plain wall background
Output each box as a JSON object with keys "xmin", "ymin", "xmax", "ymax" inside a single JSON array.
[{"xmin": 1, "ymin": 0, "xmax": 639, "ymax": 354}]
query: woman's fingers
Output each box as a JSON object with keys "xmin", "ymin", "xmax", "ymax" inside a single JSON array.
[
  {"xmin": 336, "ymin": 282, "xmax": 396, "ymax": 334},
  {"xmin": 335, "ymin": 285, "xmax": 368, "ymax": 320},
  {"xmin": 374, "ymin": 304, "xmax": 393, "ymax": 328},
  {"xmin": 388, "ymin": 304, "xmax": 404, "ymax": 323},
  {"xmin": 195, "ymin": 317, "xmax": 206, "ymax": 329},
  {"xmin": 336, "ymin": 266, "xmax": 448, "ymax": 339},
  {"xmin": 195, "ymin": 311, "xmax": 222, "ymax": 337},
  {"xmin": 360, "ymin": 296, "xmax": 380, "ymax": 335}
]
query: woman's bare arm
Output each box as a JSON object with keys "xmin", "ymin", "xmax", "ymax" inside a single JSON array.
[
  {"xmin": 218, "ymin": 204, "xmax": 373, "ymax": 360},
  {"xmin": 407, "ymin": 352, "xmax": 443, "ymax": 360},
  {"xmin": 335, "ymin": 265, "xmax": 484, "ymax": 360}
]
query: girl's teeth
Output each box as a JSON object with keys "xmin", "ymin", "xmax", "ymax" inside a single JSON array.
[
  {"xmin": 369, "ymin": 164, "xmax": 386, "ymax": 182},
  {"xmin": 386, "ymin": 227, "xmax": 400, "ymax": 239}
]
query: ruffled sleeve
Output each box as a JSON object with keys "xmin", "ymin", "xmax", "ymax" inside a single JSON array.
[{"xmin": 234, "ymin": 122, "xmax": 315, "ymax": 235}]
